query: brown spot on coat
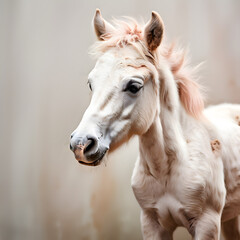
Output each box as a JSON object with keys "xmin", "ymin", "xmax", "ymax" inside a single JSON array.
[{"xmin": 211, "ymin": 139, "xmax": 221, "ymax": 152}]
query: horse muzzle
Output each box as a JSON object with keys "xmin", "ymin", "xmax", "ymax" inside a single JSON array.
[{"xmin": 70, "ymin": 134, "xmax": 108, "ymax": 166}]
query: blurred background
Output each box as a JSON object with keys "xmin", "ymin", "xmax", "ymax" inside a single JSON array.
[{"xmin": 1, "ymin": 0, "xmax": 240, "ymax": 239}]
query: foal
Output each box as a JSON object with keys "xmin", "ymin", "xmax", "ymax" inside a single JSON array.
[{"xmin": 70, "ymin": 10, "xmax": 240, "ymax": 240}]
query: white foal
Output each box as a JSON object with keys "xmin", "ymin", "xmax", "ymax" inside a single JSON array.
[{"xmin": 70, "ymin": 9, "xmax": 240, "ymax": 240}]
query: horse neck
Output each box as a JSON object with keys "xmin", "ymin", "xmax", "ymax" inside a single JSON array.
[{"xmin": 139, "ymin": 65, "xmax": 188, "ymax": 178}]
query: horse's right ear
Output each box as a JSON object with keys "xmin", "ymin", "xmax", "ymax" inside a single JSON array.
[
  {"xmin": 93, "ymin": 9, "xmax": 114, "ymax": 41},
  {"xmin": 144, "ymin": 11, "xmax": 164, "ymax": 52}
]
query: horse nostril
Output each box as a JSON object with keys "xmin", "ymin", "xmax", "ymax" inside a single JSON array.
[
  {"xmin": 84, "ymin": 138, "xmax": 96, "ymax": 154},
  {"xmin": 70, "ymin": 134, "xmax": 74, "ymax": 139},
  {"xmin": 70, "ymin": 135, "xmax": 98, "ymax": 156}
]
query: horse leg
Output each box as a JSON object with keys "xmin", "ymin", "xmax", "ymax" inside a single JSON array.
[
  {"xmin": 141, "ymin": 210, "xmax": 173, "ymax": 240},
  {"xmin": 193, "ymin": 210, "xmax": 221, "ymax": 240},
  {"xmin": 222, "ymin": 216, "xmax": 240, "ymax": 240}
]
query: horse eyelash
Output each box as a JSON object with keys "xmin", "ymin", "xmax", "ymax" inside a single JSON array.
[{"xmin": 87, "ymin": 81, "xmax": 92, "ymax": 91}]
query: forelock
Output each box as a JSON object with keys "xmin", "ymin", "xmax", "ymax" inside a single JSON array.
[{"xmin": 90, "ymin": 18, "xmax": 153, "ymax": 61}]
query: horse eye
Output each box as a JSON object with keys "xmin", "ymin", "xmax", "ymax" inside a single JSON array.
[
  {"xmin": 128, "ymin": 84, "xmax": 140, "ymax": 94},
  {"xmin": 124, "ymin": 81, "xmax": 143, "ymax": 94}
]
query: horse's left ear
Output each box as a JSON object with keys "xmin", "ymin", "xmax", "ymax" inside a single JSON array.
[
  {"xmin": 93, "ymin": 9, "xmax": 114, "ymax": 41},
  {"xmin": 144, "ymin": 11, "xmax": 164, "ymax": 52}
]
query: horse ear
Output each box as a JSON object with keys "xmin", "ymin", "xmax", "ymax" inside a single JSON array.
[
  {"xmin": 93, "ymin": 9, "xmax": 114, "ymax": 41},
  {"xmin": 144, "ymin": 11, "xmax": 164, "ymax": 51}
]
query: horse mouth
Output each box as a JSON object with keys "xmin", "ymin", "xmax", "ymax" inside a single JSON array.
[
  {"xmin": 75, "ymin": 149, "xmax": 107, "ymax": 167},
  {"xmin": 77, "ymin": 159, "xmax": 101, "ymax": 166}
]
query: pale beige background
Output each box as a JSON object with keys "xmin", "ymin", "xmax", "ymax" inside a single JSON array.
[{"xmin": 1, "ymin": 1, "xmax": 240, "ymax": 240}]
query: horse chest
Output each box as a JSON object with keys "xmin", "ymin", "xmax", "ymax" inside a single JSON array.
[
  {"xmin": 131, "ymin": 169, "xmax": 185, "ymax": 228},
  {"xmin": 131, "ymin": 163, "xmax": 211, "ymax": 230}
]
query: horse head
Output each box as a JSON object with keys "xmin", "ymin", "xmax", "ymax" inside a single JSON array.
[{"xmin": 70, "ymin": 10, "xmax": 164, "ymax": 166}]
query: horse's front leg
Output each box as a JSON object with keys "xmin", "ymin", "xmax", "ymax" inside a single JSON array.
[
  {"xmin": 193, "ymin": 209, "xmax": 221, "ymax": 240},
  {"xmin": 222, "ymin": 216, "xmax": 240, "ymax": 240},
  {"xmin": 141, "ymin": 210, "xmax": 173, "ymax": 240}
]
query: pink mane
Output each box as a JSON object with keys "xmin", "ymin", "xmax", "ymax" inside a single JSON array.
[
  {"xmin": 91, "ymin": 18, "xmax": 205, "ymax": 118},
  {"xmin": 162, "ymin": 43, "xmax": 205, "ymax": 118}
]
